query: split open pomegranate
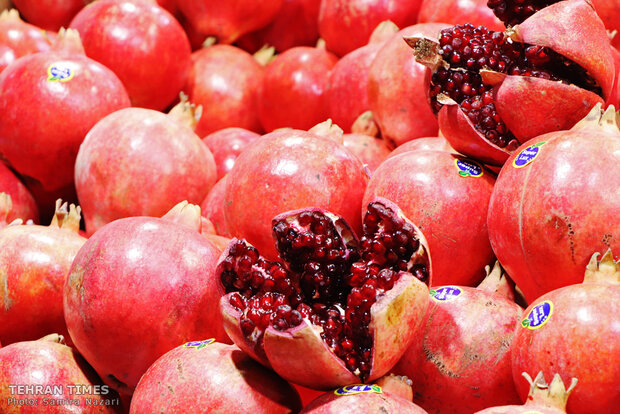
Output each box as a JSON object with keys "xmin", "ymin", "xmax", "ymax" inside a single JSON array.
[{"xmin": 216, "ymin": 198, "xmax": 431, "ymax": 389}]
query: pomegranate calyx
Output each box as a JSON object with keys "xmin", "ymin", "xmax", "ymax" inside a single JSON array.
[
  {"xmin": 351, "ymin": 111, "xmax": 380, "ymax": 138},
  {"xmin": 253, "ymin": 45, "xmax": 276, "ymax": 66},
  {"xmin": 52, "ymin": 28, "xmax": 85, "ymax": 55},
  {"xmin": 308, "ymin": 119, "xmax": 344, "ymax": 144},
  {"xmin": 571, "ymin": 103, "xmax": 620, "ymax": 135},
  {"xmin": 0, "ymin": 9, "xmax": 20, "ymax": 21},
  {"xmin": 477, "ymin": 261, "xmax": 516, "ymax": 301},
  {"xmin": 167, "ymin": 92, "xmax": 203, "ymax": 131},
  {"xmin": 403, "ymin": 35, "xmax": 444, "ymax": 73},
  {"xmin": 0, "ymin": 193, "xmax": 12, "ymax": 225},
  {"xmin": 368, "ymin": 20, "xmax": 399, "ymax": 45},
  {"xmin": 584, "ymin": 249, "xmax": 620, "ymax": 285},
  {"xmin": 522, "ymin": 371, "xmax": 578, "ymax": 410},
  {"xmin": 50, "ymin": 199, "xmax": 81, "ymax": 233},
  {"xmin": 38, "ymin": 333, "xmax": 66, "ymax": 344},
  {"xmin": 161, "ymin": 201, "xmax": 203, "ymax": 233},
  {"xmin": 373, "ymin": 374, "xmax": 414, "ymax": 401}
]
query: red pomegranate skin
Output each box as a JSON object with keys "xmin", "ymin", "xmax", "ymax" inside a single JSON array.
[
  {"xmin": 258, "ymin": 45, "xmax": 338, "ymax": 132},
  {"xmin": 64, "ymin": 214, "xmax": 229, "ymax": 399},
  {"xmin": 224, "ymin": 129, "xmax": 368, "ymax": 260},
  {"xmin": 0, "ymin": 163, "xmax": 38, "ymax": 223},
  {"xmin": 202, "ymin": 127, "xmax": 261, "ymax": 180},
  {"xmin": 343, "ymin": 133, "xmax": 392, "ymax": 173},
  {"xmin": 0, "ymin": 338, "xmax": 121, "ymax": 413},
  {"xmin": 417, "ymin": 0, "xmax": 504, "ymax": 32},
  {"xmin": 74, "ymin": 107, "xmax": 217, "ymax": 236},
  {"xmin": 609, "ymin": 46, "xmax": 620, "ymax": 108},
  {"xmin": 0, "ymin": 10, "xmax": 53, "ymax": 74},
  {"xmin": 318, "ymin": 0, "xmax": 423, "ymax": 57},
  {"xmin": 130, "ymin": 340, "xmax": 302, "ymax": 413},
  {"xmin": 176, "ymin": 0, "xmax": 283, "ymax": 44},
  {"xmin": 592, "ymin": 0, "xmax": 620, "ymax": 49},
  {"xmin": 0, "ymin": 36, "xmax": 130, "ymax": 193},
  {"xmin": 201, "ymin": 175, "xmax": 231, "ymax": 237},
  {"xmin": 393, "ymin": 283, "xmax": 522, "ymax": 413},
  {"xmin": 185, "ymin": 45, "xmax": 264, "ymax": 137},
  {"xmin": 0, "ymin": 208, "xmax": 85, "ymax": 345},
  {"xmin": 386, "ymin": 137, "xmax": 455, "ymax": 160},
  {"xmin": 69, "ymin": 0, "xmax": 192, "ymax": 110},
  {"xmin": 11, "ymin": 0, "xmax": 85, "ymax": 31},
  {"xmin": 367, "ymin": 24, "xmax": 447, "ymax": 147},
  {"xmin": 363, "ymin": 150, "xmax": 496, "ymax": 286},
  {"xmin": 236, "ymin": 0, "xmax": 321, "ymax": 53}
]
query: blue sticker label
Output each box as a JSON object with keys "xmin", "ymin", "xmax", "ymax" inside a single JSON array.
[
  {"xmin": 521, "ymin": 301, "xmax": 553, "ymax": 330},
  {"xmin": 334, "ymin": 384, "xmax": 382, "ymax": 396},
  {"xmin": 183, "ymin": 339, "xmax": 215, "ymax": 349},
  {"xmin": 47, "ymin": 63, "xmax": 75, "ymax": 82},
  {"xmin": 512, "ymin": 142, "xmax": 546, "ymax": 168},
  {"xmin": 430, "ymin": 286, "xmax": 462, "ymax": 302},
  {"xmin": 455, "ymin": 159, "xmax": 484, "ymax": 177}
]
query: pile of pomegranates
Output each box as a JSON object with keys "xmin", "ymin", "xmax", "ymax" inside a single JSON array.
[{"xmin": 0, "ymin": 0, "xmax": 618, "ymax": 412}]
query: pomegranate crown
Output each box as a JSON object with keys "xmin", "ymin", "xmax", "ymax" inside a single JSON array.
[
  {"xmin": 522, "ymin": 371, "xmax": 578, "ymax": 409},
  {"xmin": 584, "ymin": 249, "xmax": 620, "ymax": 285}
]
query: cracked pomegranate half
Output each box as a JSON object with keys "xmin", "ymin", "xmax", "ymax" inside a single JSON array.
[
  {"xmin": 216, "ymin": 198, "xmax": 431, "ymax": 390},
  {"xmin": 405, "ymin": 0, "xmax": 614, "ymax": 165}
]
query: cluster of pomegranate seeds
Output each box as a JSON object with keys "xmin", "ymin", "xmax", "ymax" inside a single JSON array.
[
  {"xmin": 487, "ymin": 0, "xmax": 557, "ymax": 27},
  {"xmin": 219, "ymin": 201, "xmax": 429, "ymax": 381}
]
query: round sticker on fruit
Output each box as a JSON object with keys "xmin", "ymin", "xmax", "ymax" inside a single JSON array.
[
  {"xmin": 521, "ymin": 300, "xmax": 553, "ymax": 330},
  {"xmin": 455, "ymin": 159, "xmax": 483, "ymax": 177},
  {"xmin": 334, "ymin": 384, "xmax": 382, "ymax": 396},
  {"xmin": 47, "ymin": 62, "xmax": 75, "ymax": 82},
  {"xmin": 183, "ymin": 339, "xmax": 215, "ymax": 349},
  {"xmin": 430, "ymin": 286, "xmax": 462, "ymax": 302},
  {"xmin": 513, "ymin": 141, "xmax": 546, "ymax": 168}
]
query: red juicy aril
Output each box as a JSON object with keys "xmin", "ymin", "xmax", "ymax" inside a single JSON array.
[
  {"xmin": 218, "ymin": 198, "xmax": 431, "ymax": 389},
  {"xmin": 0, "ymin": 9, "xmax": 52, "ymax": 74},
  {"xmin": 406, "ymin": 0, "xmax": 614, "ymax": 165}
]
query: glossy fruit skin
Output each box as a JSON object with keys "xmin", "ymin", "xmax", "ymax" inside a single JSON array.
[
  {"xmin": 592, "ymin": 0, "xmax": 620, "ymax": 49},
  {"xmin": 201, "ymin": 175, "xmax": 231, "ymax": 237},
  {"xmin": 64, "ymin": 215, "xmax": 229, "ymax": 399},
  {"xmin": 0, "ymin": 338, "xmax": 121, "ymax": 413},
  {"xmin": 224, "ymin": 130, "xmax": 368, "ymax": 260},
  {"xmin": 0, "ymin": 45, "xmax": 130, "ymax": 193},
  {"xmin": 202, "ymin": 127, "xmax": 261, "ymax": 180},
  {"xmin": 74, "ymin": 107, "xmax": 217, "ymax": 236},
  {"xmin": 70, "ymin": 0, "xmax": 191, "ymax": 110},
  {"xmin": 185, "ymin": 46, "xmax": 264, "ymax": 137},
  {"xmin": 0, "ymin": 11, "xmax": 52, "ymax": 74},
  {"xmin": 318, "ymin": 0, "xmax": 422, "ymax": 57},
  {"xmin": 417, "ymin": 0, "xmax": 504, "ymax": 31},
  {"xmin": 258, "ymin": 46, "xmax": 338, "ymax": 132},
  {"xmin": 130, "ymin": 341, "xmax": 302, "ymax": 413},
  {"xmin": 11, "ymin": 0, "xmax": 85, "ymax": 31},
  {"xmin": 512, "ymin": 282, "xmax": 620, "ymax": 413},
  {"xmin": 364, "ymin": 150, "xmax": 495, "ymax": 287},
  {"xmin": 386, "ymin": 137, "xmax": 455, "ymax": 160},
  {"xmin": 368, "ymin": 24, "xmax": 447, "ymax": 147},
  {"xmin": 342, "ymin": 133, "xmax": 392, "ymax": 173},
  {"xmin": 0, "ymin": 163, "xmax": 38, "ymax": 223}
]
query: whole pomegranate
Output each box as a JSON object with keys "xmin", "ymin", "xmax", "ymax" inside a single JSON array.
[
  {"xmin": 417, "ymin": 0, "xmax": 504, "ymax": 31},
  {"xmin": 386, "ymin": 137, "xmax": 455, "ymax": 159},
  {"xmin": 318, "ymin": 0, "xmax": 422, "ymax": 57},
  {"xmin": 0, "ymin": 334, "xmax": 121, "ymax": 413},
  {"xmin": 0, "ymin": 9, "xmax": 52, "ymax": 74},
  {"xmin": 218, "ymin": 198, "xmax": 431, "ymax": 389},
  {"xmin": 224, "ymin": 126, "xmax": 368, "ymax": 259},
  {"xmin": 474, "ymin": 372, "xmax": 577, "ymax": 414},
  {"xmin": 0, "ymin": 29, "xmax": 130, "ymax": 193},
  {"xmin": 487, "ymin": 104, "xmax": 620, "ymax": 302},
  {"xmin": 202, "ymin": 128, "xmax": 261, "ymax": 180},
  {"xmin": 407, "ymin": 0, "xmax": 614, "ymax": 165},
  {"xmin": 201, "ymin": 175, "xmax": 231, "ymax": 237},
  {"xmin": 511, "ymin": 250, "xmax": 620, "ymax": 414},
  {"xmin": 258, "ymin": 44, "xmax": 338, "ymax": 132},
  {"xmin": 363, "ymin": 150, "xmax": 496, "ymax": 287},
  {"xmin": 0, "ymin": 163, "xmax": 37, "ymax": 223},
  {"xmin": 367, "ymin": 24, "xmax": 447, "ymax": 147},
  {"xmin": 393, "ymin": 262, "xmax": 522, "ymax": 413},
  {"xmin": 130, "ymin": 340, "xmax": 302, "ymax": 413},
  {"xmin": 11, "ymin": 0, "xmax": 84, "ymax": 31},
  {"xmin": 0, "ymin": 201, "xmax": 85, "ymax": 345},
  {"xmin": 74, "ymin": 102, "xmax": 217, "ymax": 236},
  {"xmin": 63, "ymin": 203, "xmax": 229, "ymax": 399},
  {"xmin": 69, "ymin": 0, "xmax": 191, "ymax": 110},
  {"xmin": 185, "ymin": 45, "xmax": 265, "ymax": 137}
]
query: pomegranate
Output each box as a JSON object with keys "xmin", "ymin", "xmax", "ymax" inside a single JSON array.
[
  {"xmin": 406, "ymin": 0, "xmax": 614, "ymax": 165},
  {"xmin": 487, "ymin": 104, "xmax": 620, "ymax": 302},
  {"xmin": 184, "ymin": 45, "xmax": 265, "ymax": 137},
  {"xmin": 11, "ymin": 0, "xmax": 84, "ymax": 31},
  {"xmin": 417, "ymin": 0, "xmax": 504, "ymax": 31},
  {"xmin": 69, "ymin": 0, "xmax": 192, "ymax": 110},
  {"xmin": 0, "ymin": 163, "xmax": 37, "ymax": 223},
  {"xmin": 591, "ymin": 0, "xmax": 620, "ymax": 49},
  {"xmin": 0, "ymin": 200, "xmax": 85, "ymax": 345},
  {"xmin": 300, "ymin": 383, "xmax": 428, "ymax": 413},
  {"xmin": 0, "ymin": 29, "xmax": 130, "ymax": 194},
  {"xmin": 367, "ymin": 24, "xmax": 447, "ymax": 147},
  {"xmin": 74, "ymin": 102, "xmax": 217, "ymax": 236},
  {"xmin": 474, "ymin": 372, "xmax": 577, "ymax": 414},
  {"xmin": 129, "ymin": 340, "xmax": 301, "ymax": 413},
  {"xmin": 201, "ymin": 175, "xmax": 231, "ymax": 237},
  {"xmin": 176, "ymin": 0, "xmax": 283, "ymax": 44},
  {"xmin": 0, "ymin": 9, "xmax": 53, "ymax": 74},
  {"xmin": 202, "ymin": 128, "xmax": 261, "ymax": 180},
  {"xmin": 218, "ymin": 198, "xmax": 431, "ymax": 389},
  {"xmin": 318, "ymin": 0, "xmax": 422, "ymax": 57},
  {"xmin": 224, "ymin": 127, "xmax": 368, "ymax": 260},
  {"xmin": 0, "ymin": 335, "xmax": 121, "ymax": 413},
  {"xmin": 374, "ymin": 374, "xmax": 415, "ymax": 402},
  {"xmin": 258, "ymin": 43, "xmax": 338, "ymax": 132},
  {"xmin": 342, "ymin": 113, "xmax": 393, "ymax": 173},
  {"xmin": 386, "ymin": 137, "xmax": 455, "ymax": 159},
  {"xmin": 393, "ymin": 262, "xmax": 522, "ymax": 413},
  {"xmin": 511, "ymin": 250, "xmax": 620, "ymax": 414},
  {"xmin": 236, "ymin": 0, "xmax": 321, "ymax": 53},
  {"xmin": 63, "ymin": 202, "xmax": 229, "ymax": 399},
  {"xmin": 326, "ymin": 21, "xmax": 399, "ymax": 133},
  {"xmin": 363, "ymin": 150, "xmax": 496, "ymax": 287}
]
